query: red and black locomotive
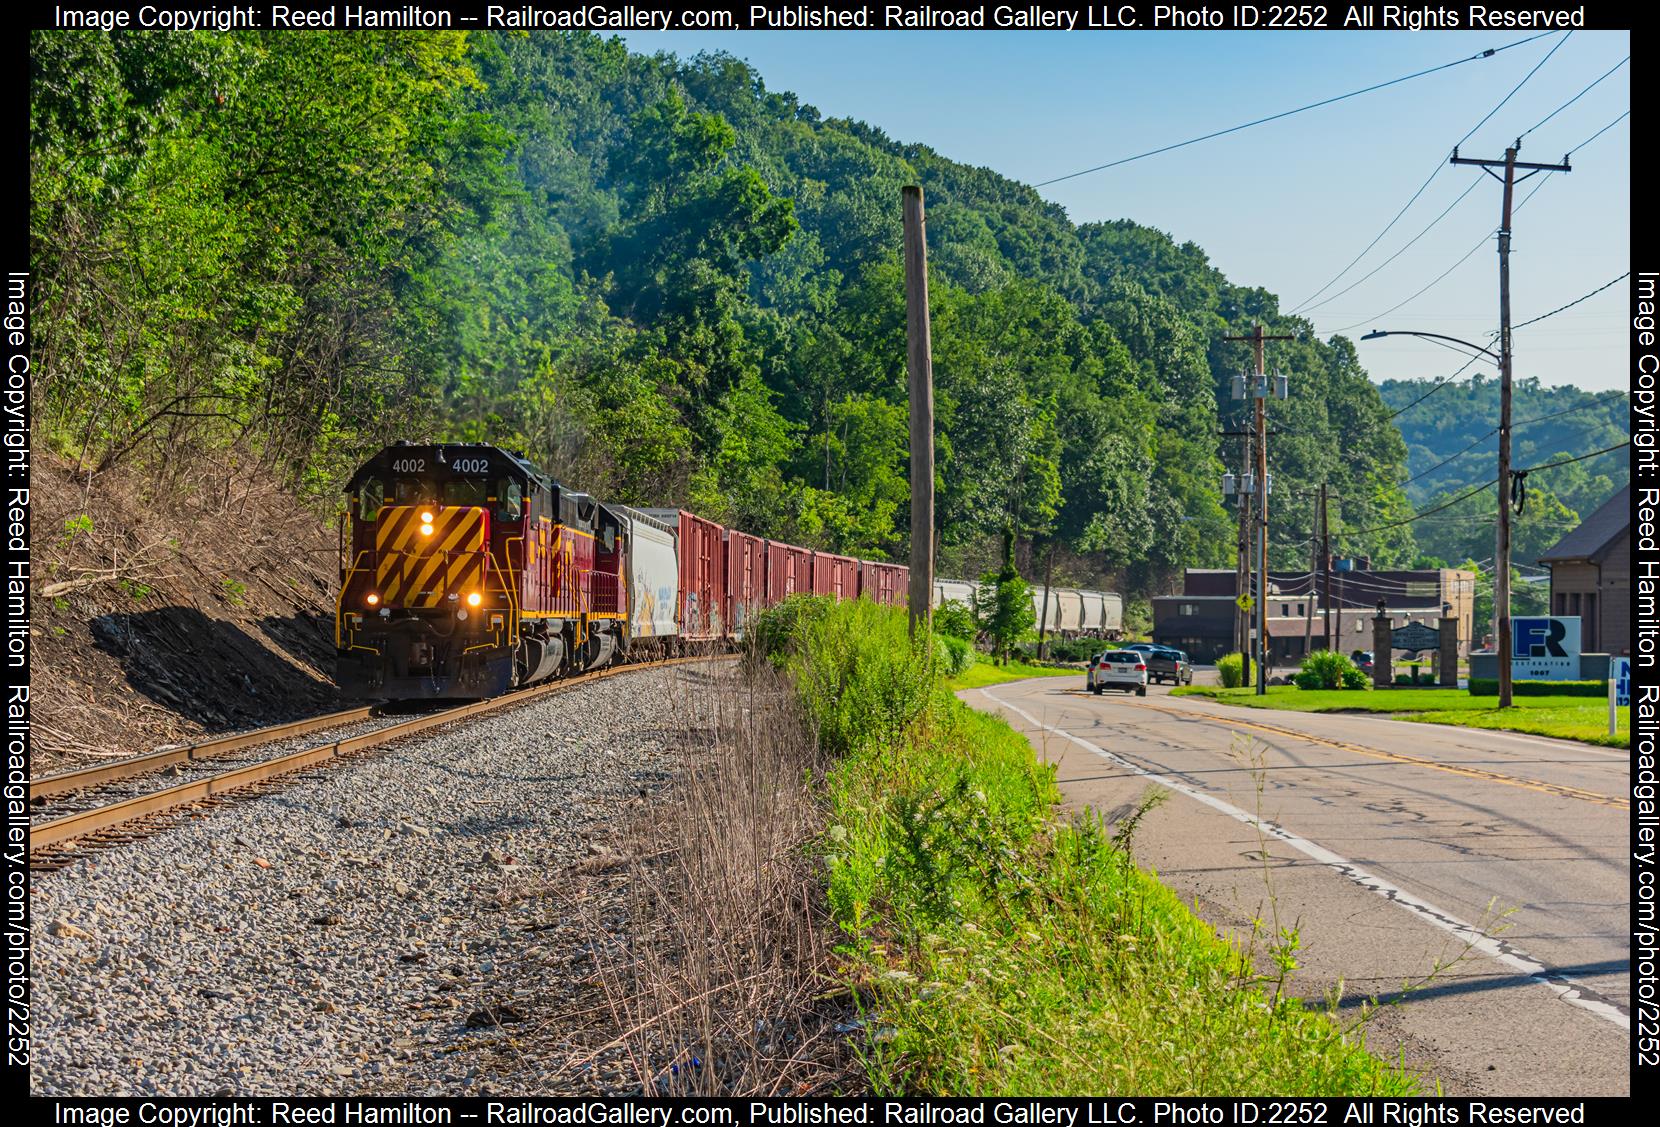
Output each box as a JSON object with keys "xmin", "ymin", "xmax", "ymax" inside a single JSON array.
[{"xmin": 335, "ymin": 442, "xmax": 910, "ymax": 700}]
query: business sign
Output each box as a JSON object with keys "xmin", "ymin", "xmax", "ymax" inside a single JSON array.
[
  {"xmin": 1510, "ymin": 616, "xmax": 1581, "ymax": 681},
  {"xmin": 1390, "ymin": 622, "xmax": 1440, "ymax": 651},
  {"xmin": 1611, "ymin": 657, "xmax": 1631, "ymax": 737}
]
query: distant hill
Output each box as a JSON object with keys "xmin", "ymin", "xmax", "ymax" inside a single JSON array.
[{"xmin": 1377, "ymin": 375, "xmax": 1628, "ymax": 566}]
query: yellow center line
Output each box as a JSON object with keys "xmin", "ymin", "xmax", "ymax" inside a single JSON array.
[{"xmin": 1088, "ymin": 695, "xmax": 1627, "ymax": 810}]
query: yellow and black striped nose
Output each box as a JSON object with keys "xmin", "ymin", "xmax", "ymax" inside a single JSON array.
[{"xmin": 373, "ymin": 505, "xmax": 488, "ymax": 608}]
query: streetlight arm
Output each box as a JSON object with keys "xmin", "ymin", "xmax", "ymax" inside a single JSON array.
[{"xmin": 1360, "ymin": 329, "xmax": 1501, "ymax": 362}]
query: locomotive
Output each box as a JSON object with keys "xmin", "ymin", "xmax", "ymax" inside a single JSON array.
[{"xmin": 334, "ymin": 442, "xmax": 910, "ymax": 699}]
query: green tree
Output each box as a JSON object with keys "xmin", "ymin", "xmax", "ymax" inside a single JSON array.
[{"xmin": 975, "ymin": 559, "xmax": 1034, "ymax": 666}]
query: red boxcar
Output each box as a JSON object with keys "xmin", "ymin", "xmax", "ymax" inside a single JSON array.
[
  {"xmin": 644, "ymin": 508, "xmax": 726, "ymax": 639},
  {"xmin": 765, "ymin": 539, "xmax": 813, "ymax": 605},
  {"xmin": 813, "ymin": 552, "xmax": 859, "ymax": 600},
  {"xmin": 858, "ymin": 561, "xmax": 909, "ymax": 607},
  {"xmin": 725, "ymin": 529, "xmax": 765, "ymax": 634}
]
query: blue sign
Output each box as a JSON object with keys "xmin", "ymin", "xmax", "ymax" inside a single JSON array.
[
  {"xmin": 1613, "ymin": 657, "xmax": 1631, "ymax": 708},
  {"xmin": 1513, "ymin": 617, "xmax": 1568, "ymax": 658},
  {"xmin": 1510, "ymin": 616, "xmax": 1580, "ymax": 681}
]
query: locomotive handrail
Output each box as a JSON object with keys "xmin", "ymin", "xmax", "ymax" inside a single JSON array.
[
  {"xmin": 487, "ymin": 545, "xmax": 520, "ymax": 647},
  {"xmin": 335, "ymin": 550, "xmax": 375, "ymax": 649}
]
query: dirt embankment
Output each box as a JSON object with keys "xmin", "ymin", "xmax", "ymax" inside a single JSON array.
[{"xmin": 30, "ymin": 453, "xmax": 346, "ymax": 774}]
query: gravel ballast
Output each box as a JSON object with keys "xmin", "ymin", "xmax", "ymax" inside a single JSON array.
[{"xmin": 30, "ymin": 663, "xmax": 718, "ymax": 1096}]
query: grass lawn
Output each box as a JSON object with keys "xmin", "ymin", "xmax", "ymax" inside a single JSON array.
[
  {"xmin": 947, "ymin": 659, "xmax": 1081, "ymax": 691},
  {"xmin": 1171, "ymin": 685, "xmax": 1629, "ymax": 748}
]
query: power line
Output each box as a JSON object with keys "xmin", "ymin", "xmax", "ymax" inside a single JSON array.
[
  {"xmin": 1396, "ymin": 388, "xmax": 1627, "ymax": 490},
  {"xmin": 1365, "ymin": 271, "xmax": 1628, "ymax": 434},
  {"xmin": 1031, "ymin": 33, "xmax": 1556, "ymax": 188},
  {"xmin": 1289, "ymin": 31, "xmax": 1570, "ymax": 315},
  {"xmin": 1521, "ymin": 440, "xmax": 1631, "ymax": 474},
  {"xmin": 1323, "ymin": 106, "xmax": 1628, "ymax": 336},
  {"xmin": 1518, "ymin": 55, "xmax": 1628, "ymax": 141},
  {"xmin": 1513, "ymin": 272, "xmax": 1630, "ymax": 330},
  {"xmin": 1343, "ymin": 439, "xmax": 1629, "ymax": 536},
  {"xmin": 1401, "ymin": 428, "xmax": 1497, "ymax": 489},
  {"xmin": 1564, "ymin": 108, "xmax": 1630, "ymax": 156},
  {"xmin": 1294, "ymin": 181, "xmax": 1481, "ymax": 317},
  {"xmin": 1344, "ymin": 479, "xmax": 1495, "ymax": 536},
  {"xmin": 1381, "ymin": 350, "xmax": 1490, "ymax": 422}
]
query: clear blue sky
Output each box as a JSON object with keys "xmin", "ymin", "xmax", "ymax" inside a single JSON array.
[{"xmin": 617, "ymin": 29, "xmax": 1630, "ymax": 393}]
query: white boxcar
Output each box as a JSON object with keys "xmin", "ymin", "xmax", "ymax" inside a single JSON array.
[
  {"xmin": 611, "ymin": 505, "xmax": 679, "ymax": 639},
  {"xmin": 934, "ymin": 579, "xmax": 978, "ymax": 609}
]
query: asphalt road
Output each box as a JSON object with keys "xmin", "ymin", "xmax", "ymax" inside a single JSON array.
[{"xmin": 964, "ymin": 676, "xmax": 1630, "ymax": 1097}]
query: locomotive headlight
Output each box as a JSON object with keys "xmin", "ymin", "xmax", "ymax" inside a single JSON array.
[
  {"xmin": 466, "ymin": 592, "xmax": 482, "ymax": 607},
  {"xmin": 420, "ymin": 523, "xmax": 434, "ymax": 537},
  {"xmin": 366, "ymin": 593, "xmax": 380, "ymax": 606},
  {"xmin": 419, "ymin": 511, "xmax": 434, "ymax": 524}
]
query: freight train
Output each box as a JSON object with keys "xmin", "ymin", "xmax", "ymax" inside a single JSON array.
[{"xmin": 335, "ymin": 442, "xmax": 1121, "ymax": 700}]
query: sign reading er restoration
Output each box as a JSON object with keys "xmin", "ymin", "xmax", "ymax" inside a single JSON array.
[{"xmin": 1511, "ymin": 616, "xmax": 1582, "ymax": 681}]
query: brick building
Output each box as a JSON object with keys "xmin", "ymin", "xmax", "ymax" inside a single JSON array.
[
  {"xmin": 1539, "ymin": 484, "xmax": 1631, "ymax": 656},
  {"xmin": 1152, "ymin": 565, "xmax": 1477, "ymax": 665}
]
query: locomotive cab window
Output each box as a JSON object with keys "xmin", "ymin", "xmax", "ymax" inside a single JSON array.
[
  {"xmin": 441, "ymin": 479, "xmax": 489, "ymax": 507},
  {"xmin": 495, "ymin": 479, "xmax": 523, "ymax": 522},
  {"xmin": 393, "ymin": 479, "xmax": 434, "ymax": 505},
  {"xmin": 358, "ymin": 479, "xmax": 385, "ymax": 520}
]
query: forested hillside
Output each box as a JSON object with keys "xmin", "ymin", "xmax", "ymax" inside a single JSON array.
[
  {"xmin": 1378, "ymin": 376, "xmax": 1628, "ymax": 567},
  {"xmin": 35, "ymin": 30, "xmax": 1466, "ymax": 597}
]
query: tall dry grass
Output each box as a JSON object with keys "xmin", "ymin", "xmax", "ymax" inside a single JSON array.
[{"xmin": 581, "ymin": 660, "xmax": 856, "ymax": 1096}]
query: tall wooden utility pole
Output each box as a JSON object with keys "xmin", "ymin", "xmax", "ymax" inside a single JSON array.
[
  {"xmin": 903, "ymin": 186, "xmax": 935, "ymax": 639},
  {"xmin": 1224, "ymin": 324, "xmax": 1294, "ymax": 694},
  {"xmin": 1304, "ymin": 491, "xmax": 1317, "ymax": 658},
  {"xmin": 1320, "ymin": 483, "xmax": 1332, "ymax": 653},
  {"xmin": 1450, "ymin": 142, "xmax": 1569, "ymax": 708},
  {"xmin": 1237, "ymin": 429, "xmax": 1252, "ymax": 683},
  {"xmin": 1038, "ymin": 545, "xmax": 1055, "ymax": 659}
]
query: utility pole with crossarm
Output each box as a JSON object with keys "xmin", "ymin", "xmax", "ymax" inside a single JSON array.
[
  {"xmin": 1224, "ymin": 323, "xmax": 1294, "ymax": 695},
  {"xmin": 1450, "ymin": 141, "xmax": 1570, "ymax": 709}
]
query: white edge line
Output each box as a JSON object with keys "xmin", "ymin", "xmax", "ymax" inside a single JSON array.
[{"xmin": 981, "ymin": 687, "xmax": 1630, "ymax": 1031}]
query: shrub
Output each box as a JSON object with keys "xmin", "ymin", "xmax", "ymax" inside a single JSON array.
[
  {"xmin": 933, "ymin": 599, "xmax": 977, "ymax": 642},
  {"xmin": 1217, "ymin": 652, "xmax": 1245, "ymax": 688},
  {"xmin": 935, "ymin": 633, "xmax": 976, "ymax": 676},
  {"xmin": 1020, "ymin": 637, "xmax": 1096, "ymax": 664},
  {"xmin": 1468, "ymin": 678, "xmax": 1607, "ymax": 697},
  {"xmin": 1294, "ymin": 649, "xmax": 1362, "ymax": 691},
  {"xmin": 749, "ymin": 595, "xmax": 834, "ymax": 666}
]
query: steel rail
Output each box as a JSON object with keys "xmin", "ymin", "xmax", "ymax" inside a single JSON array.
[
  {"xmin": 29, "ymin": 705, "xmax": 381, "ymax": 801},
  {"xmin": 30, "ymin": 654, "xmax": 732, "ymax": 854}
]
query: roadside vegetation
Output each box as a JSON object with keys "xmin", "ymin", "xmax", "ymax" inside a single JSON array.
[
  {"xmin": 1172, "ymin": 684, "xmax": 1629, "ymax": 748},
  {"xmin": 944, "ymin": 660, "xmax": 1077, "ymax": 692},
  {"xmin": 759, "ymin": 596, "xmax": 1420, "ymax": 1095}
]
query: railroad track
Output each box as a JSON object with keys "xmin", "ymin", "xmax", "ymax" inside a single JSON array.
[{"xmin": 29, "ymin": 654, "xmax": 734, "ymax": 867}]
